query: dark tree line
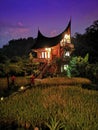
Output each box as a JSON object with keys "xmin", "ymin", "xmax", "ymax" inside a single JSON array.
[
  {"xmin": 72, "ymin": 20, "xmax": 98, "ymax": 63},
  {"xmin": 0, "ymin": 37, "xmax": 35, "ymax": 58}
]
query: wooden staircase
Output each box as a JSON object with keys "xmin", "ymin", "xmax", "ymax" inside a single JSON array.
[
  {"xmin": 36, "ymin": 62, "xmax": 50, "ymax": 79},
  {"xmin": 36, "ymin": 58, "xmax": 57, "ymax": 79}
]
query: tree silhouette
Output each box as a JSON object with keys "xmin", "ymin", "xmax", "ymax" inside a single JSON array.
[
  {"xmin": 1, "ymin": 37, "xmax": 35, "ymax": 58},
  {"xmin": 73, "ymin": 20, "xmax": 98, "ymax": 63}
]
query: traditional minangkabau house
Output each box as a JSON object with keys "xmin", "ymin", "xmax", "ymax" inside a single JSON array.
[{"xmin": 32, "ymin": 20, "xmax": 74, "ymax": 78}]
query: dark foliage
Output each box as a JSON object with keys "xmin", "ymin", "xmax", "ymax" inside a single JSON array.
[
  {"xmin": 0, "ymin": 37, "xmax": 35, "ymax": 58},
  {"xmin": 0, "ymin": 52, "xmax": 8, "ymax": 63},
  {"xmin": 73, "ymin": 20, "xmax": 98, "ymax": 63}
]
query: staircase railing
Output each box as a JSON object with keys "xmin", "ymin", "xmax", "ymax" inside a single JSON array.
[
  {"xmin": 37, "ymin": 62, "xmax": 50, "ymax": 79},
  {"xmin": 36, "ymin": 58, "xmax": 57, "ymax": 79}
]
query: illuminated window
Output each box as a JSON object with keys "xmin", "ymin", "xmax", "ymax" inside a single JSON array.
[
  {"xmin": 45, "ymin": 48, "xmax": 51, "ymax": 58},
  {"xmin": 60, "ymin": 39, "xmax": 65, "ymax": 46},
  {"xmin": 60, "ymin": 34, "xmax": 71, "ymax": 46},
  {"xmin": 48, "ymin": 52, "xmax": 50, "ymax": 58},
  {"xmin": 63, "ymin": 51, "xmax": 70, "ymax": 58},
  {"xmin": 41, "ymin": 51, "xmax": 51, "ymax": 59},
  {"xmin": 61, "ymin": 64, "xmax": 69, "ymax": 72},
  {"xmin": 45, "ymin": 48, "xmax": 51, "ymax": 51},
  {"xmin": 41, "ymin": 52, "xmax": 44, "ymax": 58},
  {"xmin": 45, "ymin": 52, "xmax": 47, "ymax": 58},
  {"xmin": 64, "ymin": 34, "xmax": 70, "ymax": 43},
  {"xmin": 65, "ymin": 51, "xmax": 70, "ymax": 56},
  {"xmin": 64, "ymin": 65, "xmax": 68, "ymax": 70}
]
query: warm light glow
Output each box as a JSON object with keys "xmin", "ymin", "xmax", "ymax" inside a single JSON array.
[
  {"xmin": 64, "ymin": 34, "xmax": 70, "ymax": 39},
  {"xmin": 45, "ymin": 48, "xmax": 51, "ymax": 58},
  {"xmin": 1, "ymin": 97, "xmax": 4, "ymax": 101},
  {"xmin": 42, "ymin": 52, "xmax": 44, "ymax": 58},
  {"xmin": 60, "ymin": 33, "xmax": 71, "ymax": 47},
  {"xmin": 45, "ymin": 52, "xmax": 47, "ymax": 58},
  {"xmin": 65, "ymin": 51, "xmax": 70, "ymax": 56},
  {"xmin": 45, "ymin": 48, "xmax": 51, "ymax": 52},
  {"xmin": 64, "ymin": 65, "xmax": 69, "ymax": 70},
  {"xmin": 64, "ymin": 34, "xmax": 70, "ymax": 43},
  {"xmin": 60, "ymin": 39, "xmax": 65, "ymax": 46},
  {"xmin": 48, "ymin": 52, "xmax": 50, "ymax": 58},
  {"xmin": 20, "ymin": 86, "xmax": 24, "ymax": 90},
  {"xmin": 61, "ymin": 64, "xmax": 69, "ymax": 72},
  {"xmin": 41, "ymin": 48, "xmax": 51, "ymax": 59}
]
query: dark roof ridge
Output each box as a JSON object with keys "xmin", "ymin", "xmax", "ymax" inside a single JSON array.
[
  {"xmin": 37, "ymin": 19, "xmax": 71, "ymax": 39},
  {"xmin": 32, "ymin": 19, "xmax": 71, "ymax": 49}
]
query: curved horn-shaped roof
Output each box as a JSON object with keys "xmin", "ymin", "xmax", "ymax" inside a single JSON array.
[{"xmin": 32, "ymin": 20, "xmax": 71, "ymax": 49}]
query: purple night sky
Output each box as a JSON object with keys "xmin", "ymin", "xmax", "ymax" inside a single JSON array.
[{"xmin": 0, "ymin": 0, "xmax": 98, "ymax": 48}]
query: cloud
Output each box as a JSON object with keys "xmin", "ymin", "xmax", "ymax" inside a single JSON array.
[
  {"xmin": 0, "ymin": 21, "xmax": 32, "ymax": 47},
  {"xmin": 0, "ymin": 21, "xmax": 27, "ymax": 30},
  {"xmin": 50, "ymin": 30, "xmax": 57, "ymax": 37},
  {"xmin": 8, "ymin": 27, "xmax": 30, "ymax": 38},
  {"xmin": 17, "ymin": 22, "xmax": 24, "ymax": 27},
  {"xmin": 0, "ymin": 20, "xmax": 30, "ymax": 34}
]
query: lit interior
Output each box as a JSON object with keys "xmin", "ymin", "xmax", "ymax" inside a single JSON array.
[
  {"xmin": 41, "ymin": 48, "xmax": 51, "ymax": 59},
  {"xmin": 64, "ymin": 64, "xmax": 68, "ymax": 70},
  {"xmin": 65, "ymin": 51, "xmax": 70, "ymax": 56},
  {"xmin": 60, "ymin": 33, "xmax": 71, "ymax": 46}
]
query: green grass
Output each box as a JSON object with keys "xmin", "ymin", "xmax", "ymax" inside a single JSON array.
[{"xmin": 0, "ymin": 77, "xmax": 98, "ymax": 129}]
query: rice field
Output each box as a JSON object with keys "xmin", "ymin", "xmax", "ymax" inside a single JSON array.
[{"xmin": 0, "ymin": 77, "xmax": 98, "ymax": 130}]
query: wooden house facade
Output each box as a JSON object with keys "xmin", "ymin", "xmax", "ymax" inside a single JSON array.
[{"xmin": 32, "ymin": 20, "xmax": 74, "ymax": 78}]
